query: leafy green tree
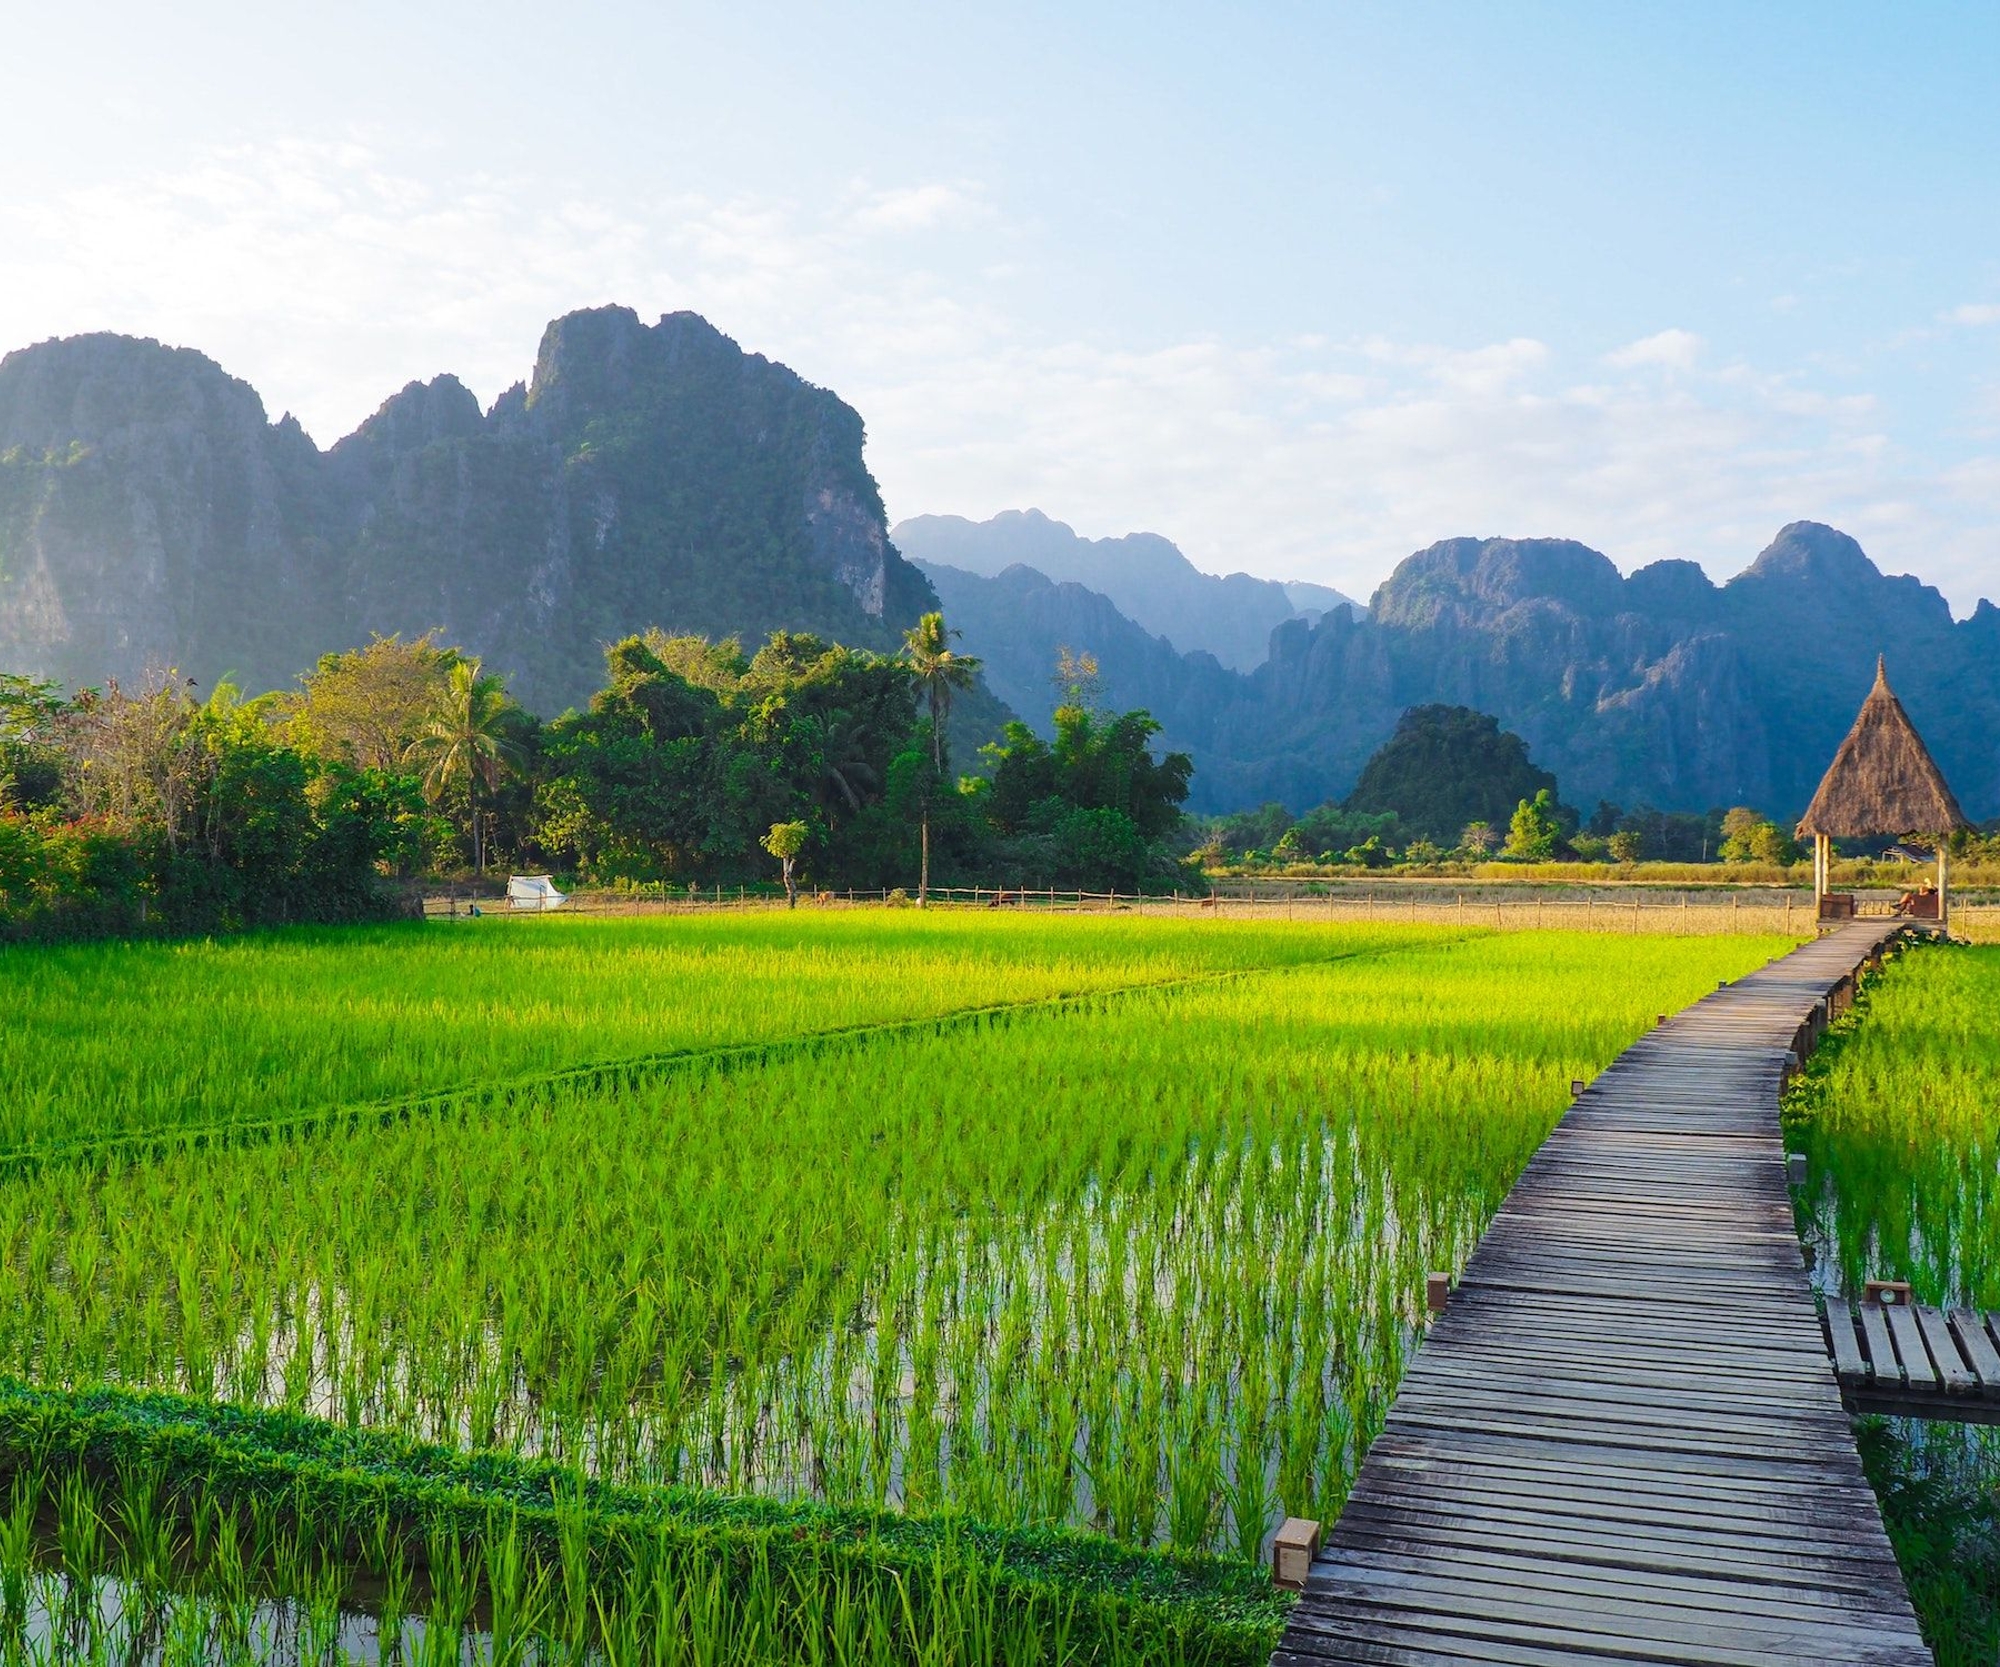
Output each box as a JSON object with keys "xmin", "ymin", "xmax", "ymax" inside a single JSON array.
[
  {"xmin": 1290, "ymin": 805, "xmax": 1401, "ymax": 861},
  {"xmin": 902, "ymin": 613, "xmax": 982, "ymax": 772},
  {"xmin": 278, "ymin": 633, "xmax": 460, "ymax": 771},
  {"xmin": 1343, "ymin": 836, "xmax": 1390, "ymax": 869},
  {"xmin": 533, "ymin": 630, "xmax": 917, "ymax": 888},
  {"xmin": 1345, "ymin": 705, "xmax": 1560, "ymax": 846},
  {"xmin": 1719, "ymin": 807, "xmax": 1801, "ymax": 866},
  {"xmin": 403, "ymin": 659, "xmax": 526, "ymax": 875},
  {"xmin": 902, "ymin": 612, "xmax": 982, "ymax": 903},
  {"xmin": 1503, "ymin": 789, "xmax": 1562, "ymax": 861},
  {"xmin": 2, "ymin": 663, "xmax": 415, "ymax": 939},
  {"xmin": 1210, "ymin": 802, "xmax": 1293, "ymax": 860},
  {"xmin": 0, "ymin": 673, "xmax": 70, "ymax": 812},
  {"xmin": 1608, "ymin": 828, "xmax": 1643, "ymax": 864},
  {"xmin": 536, "ymin": 637, "xmax": 726, "ymax": 880},
  {"xmin": 977, "ymin": 700, "xmax": 1194, "ymax": 891},
  {"xmin": 1749, "ymin": 822, "xmax": 1801, "ymax": 866},
  {"xmin": 762, "ymin": 820, "xmax": 808, "ymax": 908}
]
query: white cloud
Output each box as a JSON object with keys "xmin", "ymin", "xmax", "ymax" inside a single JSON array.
[
  {"xmin": 0, "ymin": 140, "xmax": 1994, "ymax": 615},
  {"xmin": 1603, "ymin": 328, "xmax": 1703, "ymax": 372},
  {"xmin": 849, "ymin": 182, "xmax": 987, "ymax": 233},
  {"xmin": 1942, "ymin": 303, "xmax": 2000, "ymax": 326}
]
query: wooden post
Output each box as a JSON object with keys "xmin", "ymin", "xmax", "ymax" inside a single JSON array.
[
  {"xmin": 1813, "ymin": 833, "xmax": 1829, "ymax": 920},
  {"xmin": 1939, "ymin": 840, "xmax": 1950, "ymax": 932}
]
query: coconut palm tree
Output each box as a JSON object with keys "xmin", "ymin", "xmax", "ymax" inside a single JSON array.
[
  {"xmin": 404, "ymin": 659, "xmax": 525, "ymax": 875},
  {"xmin": 902, "ymin": 613, "xmax": 979, "ymax": 905},
  {"xmin": 804, "ymin": 711, "xmax": 879, "ymax": 817},
  {"xmin": 902, "ymin": 613, "xmax": 981, "ymax": 773}
]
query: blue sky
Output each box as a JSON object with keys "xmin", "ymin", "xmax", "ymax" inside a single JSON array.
[{"xmin": 4, "ymin": 2, "xmax": 1997, "ymax": 608}]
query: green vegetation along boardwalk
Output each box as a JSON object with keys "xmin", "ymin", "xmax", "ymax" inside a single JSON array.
[{"xmin": 1274, "ymin": 920, "xmax": 1932, "ymax": 1667}]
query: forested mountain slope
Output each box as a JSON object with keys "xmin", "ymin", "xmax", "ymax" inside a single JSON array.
[{"xmin": 0, "ymin": 308, "xmax": 937, "ymax": 715}]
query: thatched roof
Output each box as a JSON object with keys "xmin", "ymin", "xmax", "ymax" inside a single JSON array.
[{"xmin": 1796, "ymin": 657, "xmax": 1968, "ymax": 838}]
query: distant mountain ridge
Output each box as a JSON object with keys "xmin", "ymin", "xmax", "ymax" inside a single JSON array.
[
  {"xmin": 2, "ymin": 313, "xmax": 1993, "ymax": 825},
  {"xmin": 0, "ymin": 307, "xmax": 937, "ymax": 714},
  {"xmin": 892, "ymin": 508, "xmax": 1364, "ymax": 673},
  {"xmin": 915, "ymin": 523, "xmax": 2000, "ymax": 821}
]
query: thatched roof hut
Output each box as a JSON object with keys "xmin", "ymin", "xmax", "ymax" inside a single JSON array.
[{"xmin": 1797, "ymin": 657, "xmax": 1967, "ymax": 839}]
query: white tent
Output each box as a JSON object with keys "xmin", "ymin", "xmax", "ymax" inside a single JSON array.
[{"xmin": 507, "ymin": 874, "xmax": 568, "ymax": 912}]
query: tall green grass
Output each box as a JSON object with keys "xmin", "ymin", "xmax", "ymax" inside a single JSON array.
[
  {"xmin": 0, "ymin": 933, "xmax": 1782, "ymax": 1547},
  {"xmin": 1789, "ymin": 944, "xmax": 2000, "ymax": 1307},
  {"xmin": 0, "ymin": 916, "xmax": 1790, "ymax": 1660},
  {"xmin": 0, "ymin": 914, "xmax": 1408, "ymax": 1158},
  {"xmin": 1788, "ymin": 942, "xmax": 2000, "ymax": 1666}
]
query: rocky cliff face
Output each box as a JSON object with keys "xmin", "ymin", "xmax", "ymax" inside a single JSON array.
[
  {"xmin": 0, "ymin": 333, "xmax": 335, "ymax": 697},
  {"xmin": 0, "ymin": 308, "xmax": 936, "ymax": 713},
  {"xmin": 921, "ymin": 526, "xmax": 2000, "ymax": 820}
]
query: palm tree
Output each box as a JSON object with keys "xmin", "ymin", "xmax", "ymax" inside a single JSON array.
[
  {"xmin": 404, "ymin": 659, "xmax": 526, "ymax": 875},
  {"xmin": 805, "ymin": 711, "xmax": 880, "ymax": 817},
  {"xmin": 902, "ymin": 613, "xmax": 981, "ymax": 772},
  {"xmin": 902, "ymin": 613, "xmax": 980, "ymax": 905}
]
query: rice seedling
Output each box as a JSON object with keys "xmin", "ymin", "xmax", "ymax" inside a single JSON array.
[
  {"xmin": 0, "ymin": 914, "xmax": 1415, "ymax": 1159},
  {"xmin": 0, "ymin": 915, "xmax": 1790, "ymax": 1660},
  {"xmin": 1789, "ymin": 943, "xmax": 2000, "ymax": 1307},
  {"xmin": 1785, "ymin": 941, "xmax": 2000, "ymax": 1665}
]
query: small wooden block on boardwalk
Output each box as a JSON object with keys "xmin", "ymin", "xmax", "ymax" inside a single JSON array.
[
  {"xmin": 1785, "ymin": 1152, "xmax": 1808, "ymax": 1187},
  {"xmin": 1864, "ymin": 1278, "xmax": 1914, "ymax": 1306},
  {"xmin": 1270, "ymin": 1518, "xmax": 1321, "ymax": 1590},
  {"xmin": 1425, "ymin": 1272, "xmax": 1452, "ymax": 1313}
]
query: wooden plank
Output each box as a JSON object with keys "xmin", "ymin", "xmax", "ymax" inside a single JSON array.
[
  {"xmin": 1317, "ymin": 1539, "xmax": 1928, "ymax": 1626},
  {"xmin": 1885, "ymin": 1300, "xmax": 1938, "ymax": 1391},
  {"xmin": 1949, "ymin": 1307, "xmax": 2000, "ymax": 1395},
  {"xmin": 1826, "ymin": 1303, "xmax": 1870, "ymax": 1388},
  {"xmin": 1858, "ymin": 1301, "xmax": 1900, "ymax": 1385},
  {"xmin": 1915, "ymin": 1305, "xmax": 1973, "ymax": 1393}
]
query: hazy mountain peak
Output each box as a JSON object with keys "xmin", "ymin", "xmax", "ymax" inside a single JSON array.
[
  {"xmin": 1372, "ymin": 535, "xmax": 1625, "ymax": 626},
  {"xmin": 0, "ymin": 331, "xmax": 274, "ymax": 455},
  {"xmin": 342, "ymin": 374, "xmax": 484, "ymax": 455},
  {"xmin": 1737, "ymin": 520, "xmax": 1882, "ymax": 589},
  {"xmin": 892, "ymin": 507, "xmax": 1364, "ymax": 672}
]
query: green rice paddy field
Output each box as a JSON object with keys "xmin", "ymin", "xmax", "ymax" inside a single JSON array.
[
  {"xmin": 0, "ymin": 914, "xmax": 1832, "ymax": 1663},
  {"xmin": 1788, "ymin": 941, "xmax": 2000, "ymax": 1665}
]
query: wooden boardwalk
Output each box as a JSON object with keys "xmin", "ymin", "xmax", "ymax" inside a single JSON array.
[{"xmin": 1275, "ymin": 920, "xmax": 1933, "ymax": 1667}]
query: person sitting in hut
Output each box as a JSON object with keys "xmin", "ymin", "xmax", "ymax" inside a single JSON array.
[{"xmin": 1897, "ymin": 879, "xmax": 1939, "ymax": 919}]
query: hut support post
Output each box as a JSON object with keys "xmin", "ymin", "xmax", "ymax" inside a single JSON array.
[
  {"xmin": 1814, "ymin": 834, "xmax": 1829, "ymax": 919},
  {"xmin": 1939, "ymin": 841, "xmax": 1950, "ymax": 932}
]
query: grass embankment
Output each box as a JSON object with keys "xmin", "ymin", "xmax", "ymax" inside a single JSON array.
[
  {"xmin": 0, "ymin": 1378, "xmax": 1283, "ymax": 1665},
  {"xmin": 1787, "ymin": 942, "xmax": 2000, "ymax": 1664},
  {"xmin": 0, "ymin": 917, "xmax": 1793, "ymax": 1661}
]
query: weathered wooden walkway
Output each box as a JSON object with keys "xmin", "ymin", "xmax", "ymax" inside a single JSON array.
[{"xmin": 1275, "ymin": 919, "xmax": 1933, "ymax": 1667}]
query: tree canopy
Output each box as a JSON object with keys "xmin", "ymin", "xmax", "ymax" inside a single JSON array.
[{"xmin": 1344, "ymin": 705, "xmax": 1562, "ymax": 846}]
